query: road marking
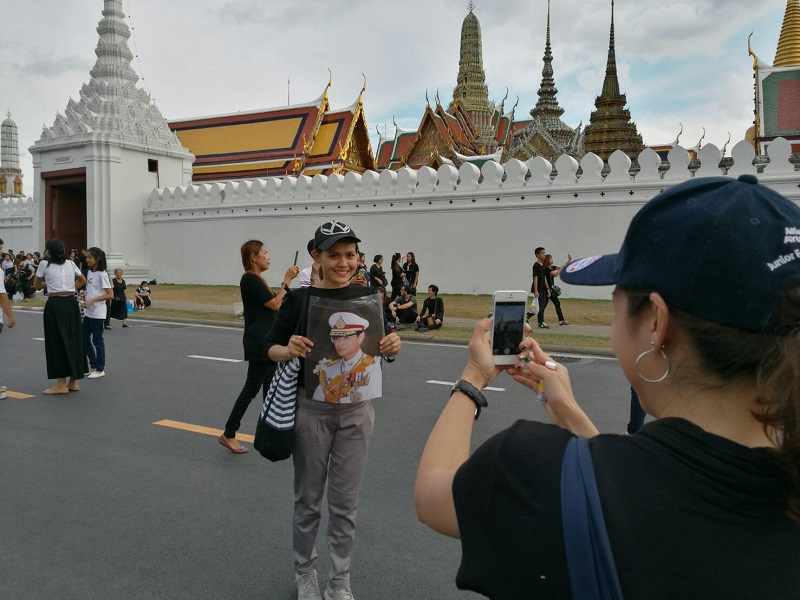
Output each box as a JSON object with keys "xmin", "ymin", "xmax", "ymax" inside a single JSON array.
[
  {"xmin": 154, "ymin": 419, "xmax": 254, "ymax": 443},
  {"xmin": 426, "ymin": 380, "xmax": 505, "ymax": 392},
  {"xmin": 32, "ymin": 337, "xmax": 45, "ymax": 341},
  {"xmin": 187, "ymin": 355, "xmax": 242, "ymax": 363},
  {"xmin": 3, "ymin": 390, "xmax": 35, "ymax": 399}
]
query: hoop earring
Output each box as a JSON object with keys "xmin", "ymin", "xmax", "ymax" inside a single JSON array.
[{"xmin": 635, "ymin": 341, "xmax": 670, "ymax": 384}]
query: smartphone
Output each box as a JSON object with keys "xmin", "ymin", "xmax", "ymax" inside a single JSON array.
[
  {"xmin": 491, "ymin": 290, "xmax": 528, "ymax": 365},
  {"xmin": 293, "ymin": 250, "xmax": 299, "ymax": 266}
]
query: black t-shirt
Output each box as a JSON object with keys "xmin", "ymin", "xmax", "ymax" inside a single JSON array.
[
  {"xmin": 403, "ymin": 262, "xmax": 419, "ymax": 288},
  {"xmin": 240, "ymin": 272, "xmax": 277, "ymax": 362},
  {"xmin": 453, "ymin": 418, "xmax": 800, "ymax": 600},
  {"xmin": 531, "ymin": 262, "xmax": 548, "ymax": 295},
  {"xmin": 419, "ymin": 297, "xmax": 444, "ymax": 320},
  {"xmin": 390, "ymin": 263, "xmax": 404, "ymax": 289},
  {"xmin": 263, "ymin": 284, "xmax": 379, "ymax": 386},
  {"xmin": 369, "ymin": 264, "xmax": 386, "ymax": 288}
]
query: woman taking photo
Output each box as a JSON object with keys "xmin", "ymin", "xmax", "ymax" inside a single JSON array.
[
  {"xmin": 544, "ymin": 253, "xmax": 571, "ymax": 326},
  {"xmin": 82, "ymin": 247, "xmax": 113, "ymax": 379},
  {"xmin": 264, "ymin": 220, "xmax": 401, "ymax": 600},
  {"xmin": 34, "ymin": 239, "xmax": 87, "ymax": 395},
  {"xmin": 415, "ymin": 176, "xmax": 800, "ymax": 598},
  {"xmin": 218, "ymin": 240, "xmax": 299, "ymax": 454}
]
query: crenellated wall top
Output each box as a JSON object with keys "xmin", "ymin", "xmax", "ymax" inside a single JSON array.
[
  {"xmin": 0, "ymin": 196, "xmax": 34, "ymax": 219},
  {"xmin": 146, "ymin": 139, "xmax": 800, "ymax": 214}
]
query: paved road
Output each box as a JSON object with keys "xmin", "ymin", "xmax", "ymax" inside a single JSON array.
[{"xmin": 1, "ymin": 311, "xmax": 629, "ymax": 600}]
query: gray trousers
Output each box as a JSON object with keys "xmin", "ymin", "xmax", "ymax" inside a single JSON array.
[{"xmin": 292, "ymin": 396, "xmax": 375, "ymax": 591}]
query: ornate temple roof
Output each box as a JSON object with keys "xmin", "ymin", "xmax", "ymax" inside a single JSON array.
[
  {"xmin": 32, "ymin": 1, "xmax": 190, "ymax": 159},
  {"xmin": 169, "ymin": 82, "xmax": 375, "ymax": 181},
  {"xmin": 775, "ymin": 0, "xmax": 800, "ymax": 67},
  {"xmin": 582, "ymin": 0, "xmax": 644, "ymax": 161}
]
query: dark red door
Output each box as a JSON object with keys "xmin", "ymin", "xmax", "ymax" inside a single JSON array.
[{"xmin": 42, "ymin": 168, "xmax": 87, "ymax": 251}]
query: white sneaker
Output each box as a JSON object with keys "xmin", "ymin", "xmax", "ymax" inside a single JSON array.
[
  {"xmin": 324, "ymin": 587, "xmax": 355, "ymax": 600},
  {"xmin": 87, "ymin": 371, "xmax": 105, "ymax": 379},
  {"xmin": 296, "ymin": 571, "xmax": 322, "ymax": 600}
]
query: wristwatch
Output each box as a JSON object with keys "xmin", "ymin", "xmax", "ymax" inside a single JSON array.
[{"xmin": 451, "ymin": 379, "xmax": 488, "ymax": 420}]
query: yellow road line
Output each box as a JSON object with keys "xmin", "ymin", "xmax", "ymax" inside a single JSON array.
[
  {"xmin": 153, "ymin": 419, "xmax": 254, "ymax": 443},
  {"xmin": 4, "ymin": 391, "xmax": 35, "ymax": 399}
]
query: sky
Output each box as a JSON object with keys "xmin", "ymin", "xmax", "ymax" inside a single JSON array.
[{"xmin": 0, "ymin": 0, "xmax": 790, "ymax": 193}]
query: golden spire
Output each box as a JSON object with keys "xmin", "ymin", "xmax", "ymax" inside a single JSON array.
[{"xmin": 775, "ymin": 0, "xmax": 800, "ymax": 67}]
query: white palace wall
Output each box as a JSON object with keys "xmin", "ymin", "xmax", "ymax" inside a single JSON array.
[
  {"xmin": 0, "ymin": 195, "xmax": 38, "ymax": 252},
  {"xmin": 144, "ymin": 139, "xmax": 800, "ymax": 299}
]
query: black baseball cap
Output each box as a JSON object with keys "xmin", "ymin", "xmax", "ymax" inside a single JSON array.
[
  {"xmin": 560, "ymin": 175, "xmax": 800, "ymax": 333},
  {"xmin": 313, "ymin": 220, "xmax": 361, "ymax": 250}
]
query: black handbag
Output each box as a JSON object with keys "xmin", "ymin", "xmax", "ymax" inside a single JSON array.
[
  {"xmin": 253, "ymin": 289, "xmax": 309, "ymax": 462},
  {"xmin": 551, "ymin": 284, "xmax": 562, "ymax": 297}
]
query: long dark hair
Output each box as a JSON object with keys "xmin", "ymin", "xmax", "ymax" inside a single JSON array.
[
  {"xmin": 45, "ymin": 239, "xmax": 66, "ymax": 265},
  {"xmin": 391, "ymin": 252, "xmax": 401, "ymax": 266},
  {"xmin": 86, "ymin": 247, "xmax": 107, "ymax": 272},
  {"xmin": 627, "ymin": 287, "xmax": 800, "ymax": 522}
]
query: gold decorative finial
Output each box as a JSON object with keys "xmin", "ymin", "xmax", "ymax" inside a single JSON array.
[
  {"xmin": 361, "ymin": 73, "xmax": 367, "ymax": 94},
  {"xmin": 425, "ymin": 89, "xmax": 430, "ymax": 106},
  {"xmin": 327, "ymin": 68, "xmax": 332, "ymax": 90}
]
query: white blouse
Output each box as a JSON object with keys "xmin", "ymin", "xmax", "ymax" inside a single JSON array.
[{"xmin": 36, "ymin": 260, "xmax": 82, "ymax": 293}]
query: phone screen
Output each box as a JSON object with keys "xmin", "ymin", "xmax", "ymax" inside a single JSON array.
[{"xmin": 492, "ymin": 301, "xmax": 527, "ymax": 357}]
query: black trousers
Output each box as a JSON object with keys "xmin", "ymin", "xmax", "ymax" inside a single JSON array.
[
  {"xmin": 548, "ymin": 294, "xmax": 565, "ymax": 322},
  {"xmin": 223, "ymin": 360, "xmax": 277, "ymax": 439}
]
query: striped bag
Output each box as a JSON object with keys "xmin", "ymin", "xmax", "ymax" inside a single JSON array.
[{"xmin": 253, "ymin": 357, "xmax": 300, "ymax": 461}]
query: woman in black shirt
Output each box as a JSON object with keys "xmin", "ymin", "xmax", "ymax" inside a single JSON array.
[
  {"xmin": 218, "ymin": 240, "xmax": 298, "ymax": 454},
  {"xmin": 415, "ymin": 177, "xmax": 800, "ymax": 599},
  {"xmin": 389, "ymin": 252, "xmax": 403, "ymax": 301}
]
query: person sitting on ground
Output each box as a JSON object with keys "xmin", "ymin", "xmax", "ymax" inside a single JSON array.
[
  {"xmin": 416, "ymin": 285, "xmax": 444, "ymax": 331},
  {"xmin": 376, "ymin": 285, "xmax": 395, "ymax": 325},
  {"xmin": 135, "ymin": 281, "xmax": 152, "ymax": 310},
  {"xmin": 414, "ymin": 176, "xmax": 800, "ymax": 598},
  {"xmin": 389, "ymin": 285, "xmax": 418, "ymax": 324}
]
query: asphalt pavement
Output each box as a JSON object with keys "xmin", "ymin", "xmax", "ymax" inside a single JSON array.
[{"xmin": 1, "ymin": 310, "xmax": 629, "ymax": 599}]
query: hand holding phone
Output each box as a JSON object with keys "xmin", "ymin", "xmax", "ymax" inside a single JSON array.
[{"xmin": 491, "ymin": 290, "xmax": 528, "ymax": 365}]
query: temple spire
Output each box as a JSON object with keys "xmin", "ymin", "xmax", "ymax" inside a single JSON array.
[
  {"xmin": 33, "ymin": 0, "xmax": 189, "ymax": 156},
  {"xmin": 531, "ymin": 0, "xmax": 565, "ymax": 121},
  {"xmin": 602, "ymin": 0, "xmax": 621, "ymax": 98},
  {"xmin": 582, "ymin": 0, "xmax": 644, "ymax": 161},
  {"xmin": 775, "ymin": 0, "xmax": 800, "ymax": 67},
  {"xmin": 448, "ymin": 5, "xmax": 496, "ymax": 149}
]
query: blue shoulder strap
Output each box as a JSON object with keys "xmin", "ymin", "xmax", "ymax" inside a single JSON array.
[{"xmin": 560, "ymin": 435, "xmax": 624, "ymax": 600}]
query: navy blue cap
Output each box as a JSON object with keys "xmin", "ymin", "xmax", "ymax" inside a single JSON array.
[
  {"xmin": 314, "ymin": 220, "xmax": 361, "ymax": 250},
  {"xmin": 560, "ymin": 175, "xmax": 800, "ymax": 332}
]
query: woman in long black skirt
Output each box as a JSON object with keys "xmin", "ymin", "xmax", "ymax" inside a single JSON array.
[{"xmin": 34, "ymin": 239, "xmax": 87, "ymax": 395}]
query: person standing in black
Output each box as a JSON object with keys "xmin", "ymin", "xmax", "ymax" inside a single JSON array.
[
  {"xmin": 403, "ymin": 251, "xmax": 420, "ymax": 295},
  {"xmin": 531, "ymin": 246, "xmax": 551, "ymax": 328},
  {"xmin": 369, "ymin": 255, "xmax": 386, "ymax": 289},
  {"xmin": 218, "ymin": 240, "xmax": 299, "ymax": 454},
  {"xmin": 389, "ymin": 252, "xmax": 404, "ymax": 301}
]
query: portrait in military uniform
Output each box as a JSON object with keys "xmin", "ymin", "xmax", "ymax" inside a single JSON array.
[{"xmin": 304, "ymin": 296, "xmax": 384, "ymax": 403}]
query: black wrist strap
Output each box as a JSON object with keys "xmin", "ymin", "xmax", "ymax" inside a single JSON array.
[{"xmin": 451, "ymin": 379, "xmax": 488, "ymax": 420}]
